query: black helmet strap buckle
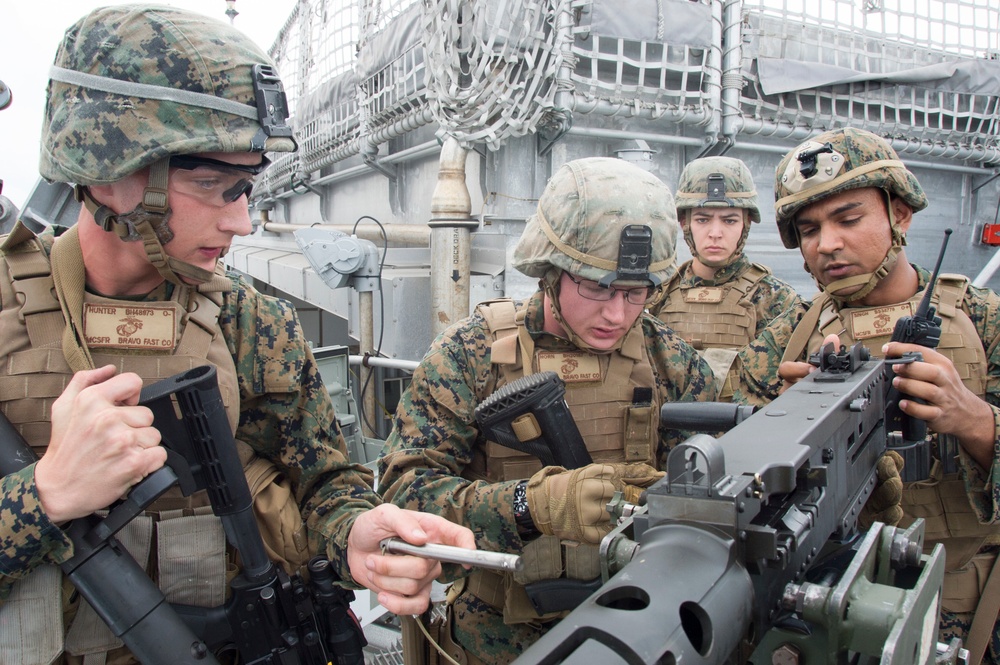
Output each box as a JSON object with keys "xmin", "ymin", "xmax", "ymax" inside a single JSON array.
[
  {"xmin": 598, "ymin": 224, "xmax": 660, "ymax": 288},
  {"xmin": 797, "ymin": 142, "xmax": 835, "ymax": 180}
]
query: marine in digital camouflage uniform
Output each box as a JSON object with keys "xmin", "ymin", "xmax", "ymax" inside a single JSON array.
[
  {"xmin": 732, "ymin": 127, "xmax": 1000, "ymax": 664},
  {"xmin": 650, "ymin": 156, "xmax": 801, "ymax": 399},
  {"xmin": 378, "ymin": 157, "xmax": 716, "ymax": 665},
  {"xmin": 0, "ymin": 6, "xmax": 472, "ymax": 664}
]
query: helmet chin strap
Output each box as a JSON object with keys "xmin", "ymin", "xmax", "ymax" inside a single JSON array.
[
  {"xmin": 78, "ymin": 158, "xmax": 215, "ymax": 286},
  {"xmin": 813, "ymin": 189, "xmax": 906, "ymax": 306},
  {"xmin": 541, "ymin": 271, "xmax": 628, "ymax": 355}
]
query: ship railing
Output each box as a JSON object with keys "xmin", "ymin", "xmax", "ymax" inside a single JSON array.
[{"xmin": 258, "ymin": 0, "xmax": 1000, "ymax": 203}]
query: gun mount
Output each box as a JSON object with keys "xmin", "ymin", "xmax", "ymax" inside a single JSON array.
[{"xmin": 513, "ymin": 345, "xmax": 947, "ymax": 665}]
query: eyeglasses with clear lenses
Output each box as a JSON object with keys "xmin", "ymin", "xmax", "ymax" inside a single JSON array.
[
  {"xmin": 168, "ymin": 155, "xmax": 271, "ymax": 207},
  {"xmin": 566, "ymin": 274, "xmax": 658, "ymax": 306}
]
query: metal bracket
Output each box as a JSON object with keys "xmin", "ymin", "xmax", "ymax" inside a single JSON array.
[
  {"xmin": 536, "ymin": 108, "xmax": 574, "ymax": 156},
  {"xmin": 362, "ymin": 149, "xmax": 399, "ymax": 181},
  {"xmin": 694, "ymin": 135, "xmax": 734, "ymax": 159}
]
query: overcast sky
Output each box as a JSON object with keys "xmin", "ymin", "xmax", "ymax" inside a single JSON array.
[{"xmin": 0, "ymin": 0, "xmax": 296, "ymax": 208}]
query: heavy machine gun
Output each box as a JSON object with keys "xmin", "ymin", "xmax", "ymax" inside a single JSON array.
[
  {"xmin": 513, "ymin": 344, "xmax": 950, "ymax": 665},
  {"xmin": 0, "ymin": 365, "xmax": 366, "ymax": 665}
]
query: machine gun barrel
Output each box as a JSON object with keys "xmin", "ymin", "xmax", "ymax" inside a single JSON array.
[
  {"xmin": 659, "ymin": 402, "xmax": 755, "ymax": 431},
  {"xmin": 513, "ymin": 345, "xmax": 946, "ymax": 665}
]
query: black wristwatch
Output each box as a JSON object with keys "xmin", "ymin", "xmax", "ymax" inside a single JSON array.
[{"xmin": 513, "ymin": 480, "xmax": 539, "ymax": 539}]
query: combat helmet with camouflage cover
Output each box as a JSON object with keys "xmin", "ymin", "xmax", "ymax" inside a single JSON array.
[
  {"xmin": 773, "ymin": 127, "xmax": 927, "ymax": 303},
  {"xmin": 41, "ymin": 4, "xmax": 297, "ymax": 286},
  {"xmin": 513, "ymin": 157, "xmax": 678, "ymax": 285},
  {"xmin": 674, "ymin": 156, "xmax": 760, "ymax": 268},
  {"xmin": 513, "ymin": 157, "xmax": 679, "ymax": 350}
]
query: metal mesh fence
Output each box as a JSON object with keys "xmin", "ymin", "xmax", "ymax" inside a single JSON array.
[
  {"xmin": 748, "ymin": 0, "xmax": 999, "ymax": 60},
  {"xmin": 258, "ymin": 0, "xmax": 1000, "ymax": 195},
  {"xmin": 567, "ymin": 0, "xmax": 718, "ymax": 125},
  {"xmin": 740, "ymin": 0, "xmax": 1000, "ymax": 151}
]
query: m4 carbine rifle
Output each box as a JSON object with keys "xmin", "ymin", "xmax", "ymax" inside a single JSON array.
[
  {"xmin": 512, "ymin": 344, "xmax": 951, "ymax": 665},
  {"xmin": 0, "ymin": 365, "xmax": 366, "ymax": 665}
]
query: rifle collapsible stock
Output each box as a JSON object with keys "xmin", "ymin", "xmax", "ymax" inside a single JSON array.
[
  {"xmin": 475, "ymin": 370, "xmax": 593, "ymax": 469},
  {"xmin": 0, "ymin": 396, "xmax": 218, "ymax": 665},
  {"xmin": 0, "ymin": 365, "xmax": 368, "ymax": 665}
]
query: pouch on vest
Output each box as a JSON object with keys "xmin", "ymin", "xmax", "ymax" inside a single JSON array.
[
  {"xmin": 502, "ymin": 536, "xmax": 600, "ymax": 623},
  {"xmin": 0, "ymin": 564, "xmax": 63, "ymax": 665},
  {"xmin": 901, "ymin": 463, "xmax": 990, "ymax": 572},
  {"xmin": 941, "ymin": 550, "xmax": 998, "ymax": 614},
  {"xmin": 699, "ymin": 347, "xmax": 739, "ymax": 397},
  {"xmin": 245, "ymin": 456, "xmax": 311, "ymax": 574},
  {"xmin": 156, "ymin": 509, "xmax": 227, "ymax": 607}
]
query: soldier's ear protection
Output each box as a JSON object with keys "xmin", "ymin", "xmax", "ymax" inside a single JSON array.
[{"xmin": 599, "ymin": 224, "xmax": 660, "ymax": 287}]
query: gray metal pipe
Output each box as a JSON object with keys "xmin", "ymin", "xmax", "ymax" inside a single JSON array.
[
  {"xmin": 260, "ymin": 140, "xmax": 442, "ymax": 203},
  {"xmin": 259, "ymin": 221, "xmax": 431, "ymax": 246},
  {"xmin": 349, "ymin": 355, "xmax": 420, "ymax": 372},
  {"xmin": 428, "ymin": 137, "xmax": 477, "ymax": 335},
  {"xmin": 565, "ymin": 128, "xmax": 995, "ymax": 178},
  {"xmin": 719, "ymin": 0, "xmax": 745, "ymax": 142},
  {"xmin": 973, "ymin": 248, "xmax": 1000, "ymax": 287},
  {"xmin": 566, "ymin": 126, "xmax": 707, "ymax": 148},
  {"xmin": 702, "ymin": 0, "xmax": 724, "ymax": 139},
  {"xmin": 735, "ymin": 118, "xmax": 1000, "ymax": 165}
]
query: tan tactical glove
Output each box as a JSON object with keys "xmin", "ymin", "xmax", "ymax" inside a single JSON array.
[
  {"xmin": 526, "ymin": 463, "xmax": 663, "ymax": 544},
  {"xmin": 859, "ymin": 450, "xmax": 905, "ymax": 529}
]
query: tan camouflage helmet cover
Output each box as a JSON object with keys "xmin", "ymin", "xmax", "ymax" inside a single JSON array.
[
  {"xmin": 41, "ymin": 4, "xmax": 297, "ymax": 186},
  {"xmin": 513, "ymin": 157, "xmax": 678, "ymax": 285},
  {"xmin": 674, "ymin": 156, "xmax": 759, "ymax": 267},
  {"xmin": 773, "ymin": 127, "xmax": 927, "ymax": 249}
]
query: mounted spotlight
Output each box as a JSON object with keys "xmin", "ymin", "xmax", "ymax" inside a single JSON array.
[
  {"xmin": 0, "ymin": 80, "xmax": 12, "ymax": 111},
  {"xmin": 294, "ymin": 227, "xmax": 381, "ymax": 292}
]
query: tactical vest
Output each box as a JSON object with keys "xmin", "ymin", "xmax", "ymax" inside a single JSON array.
[
  {"xmin": 656, "ymin": 262, "xmax": 770, "ymax": 398},
  {"xmin": 461, "ymin": 299, "xmax": 659, "ymax": 625},
  {"xmin": 779, "ymin": 276, "xmax": 998, "ymax": 610},
  {"xmin": 0, "ymin": 223, "xmax": 242, "ymax": 665}
]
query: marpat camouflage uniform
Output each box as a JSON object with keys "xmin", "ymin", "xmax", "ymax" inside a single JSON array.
[
  {"xmin": 655, "ymin": 255, "xmax": 799, "ymax": 339},
  {"xmin": 378, "ymin": 291, "xmax": 714, "ymax": 663},
  {"xmin": 732, "ymin": 264, "xmax": 1000, "ymax": 662},
  {"xmin": 0, "ymin": 6, "xmax": 380, "ymax": 663},
  {"xmin": 652, "ymin": 255, "xmax": 801, "ymax": 396},
  {"xmin": 0, "ymin": 226, "xmax": 378, "ymax": 662},
  {"xmin": 652, "ymin": 156, "xmax": 802, "ymax": 398}
]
